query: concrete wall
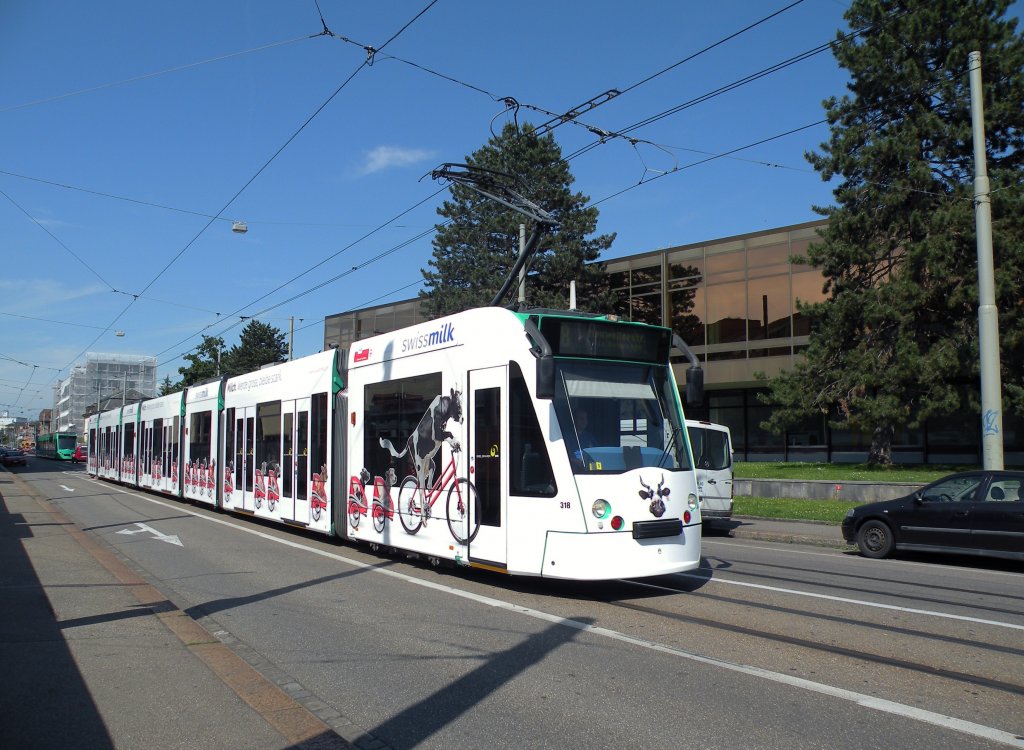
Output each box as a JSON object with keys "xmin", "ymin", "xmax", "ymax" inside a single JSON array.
[{"xmin": 736, "ymin": 478, "xmax": 924, "ymax": 503}]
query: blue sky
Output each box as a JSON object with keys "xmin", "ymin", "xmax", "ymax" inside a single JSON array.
[{"xmin": 0, "ymin": 0, "xmax": 924, "ymax": 417}]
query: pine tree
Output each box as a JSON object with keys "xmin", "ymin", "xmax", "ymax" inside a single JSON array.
[
  {"xmin": 421, "ymin": 122, "xmax": 617, "ymax": 317},
  {"xmin": 762, "ymin": 0, "xmax": 1024, "ymax": 463},
  {"xmin": 158, "ymin": 374, "xmax": 180, "ymax": 396}
]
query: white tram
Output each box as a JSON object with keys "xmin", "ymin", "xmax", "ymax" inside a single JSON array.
[{"xmin": 88, "ymin": 307, "xmax": 705, "ymax": 580}]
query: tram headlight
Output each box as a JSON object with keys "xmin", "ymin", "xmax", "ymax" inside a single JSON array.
[
  {"xmin": 687, "ymin": 493, "xmax": 698, "ymax": 511},
  {"xmin": 592, "ymin": 499, "xmax": 611, "ymax": 519}
]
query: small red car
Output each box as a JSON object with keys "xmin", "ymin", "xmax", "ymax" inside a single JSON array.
[{"xmin": 72, "ymin": 445, "xmax": 88, "ymax": 463}]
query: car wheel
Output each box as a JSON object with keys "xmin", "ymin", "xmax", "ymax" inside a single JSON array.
[{"xmin": 857, "ymin": 519, "xmax": 895, "ymax": 559}]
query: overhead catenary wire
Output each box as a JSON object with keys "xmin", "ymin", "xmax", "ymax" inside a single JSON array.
[
  {"xmin": 144, "ymin": 2, "xmax": 813, "ymax": 369},
  {"xmin": 11, "ymin": 2, "xmax": 938, "ymax": 408},
  {"xmin": 0, "ymin": 34, "xmax": 320, "ymax": 114},
  {"xmin": 0, "ymin": 188, "xmax": 117, "ymax": 291},
  {"xmin": 37, "ymin": 0, "xmax": 440, "ymax": 388},
  {"xmin": 7, "ymin": 0, "xmax": 818, "ymax": 378}
]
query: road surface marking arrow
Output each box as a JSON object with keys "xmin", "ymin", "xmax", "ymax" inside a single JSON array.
[
  {"xmin": 60, "ymin": 485, "xmax": 75, "ymax": 492},
  {"xmin": 115, "ymin": 522, "xmax": 182, "ymax": 547}
]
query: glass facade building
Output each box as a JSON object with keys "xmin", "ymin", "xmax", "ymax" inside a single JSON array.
[{"xmin": 324, "ymin": 220, "xmax": 1021, "ymax": 465}]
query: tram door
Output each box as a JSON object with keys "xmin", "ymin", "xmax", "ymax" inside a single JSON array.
[
  {"xmin": 163, "ymin": 421, "xmax": 174, "ymax": 492},
  {"xmin": 467, "ymin": 366, "xmax": 507, "ymax": 568},
  {"xmin": 233, "ymin": 408, "xmax": 256, "ymax": 510},
  {"xmin": 293, "ymin": 398, "xmax": 311, "ymax": 522},
  {"xmin": 142, "ymin": 424, "xmax": 152, "ymax": 483},
  {"xmin": 279, "ymin": 400, "xmax": 297, "ymax": 521}
]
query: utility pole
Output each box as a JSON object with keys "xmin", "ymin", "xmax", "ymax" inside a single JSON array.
[
  {"xmin": 289, "ymin": 316, "xmax": 295, "ymax": 361},
  {"xmin": 122, "ymin": 369, "xmax": 127, "ymax": 407},
  {"xmin": 969, "ymin": 51, "xmax": 1004, "ymax": 470},
  {"xmin": 518, "ymin": 224, "xmax": 527, "ymax": 304}
]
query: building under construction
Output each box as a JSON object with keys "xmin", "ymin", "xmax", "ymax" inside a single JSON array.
[{"xmin": 53, "ymin": 353, "xmax": 157, "ymax": 436}]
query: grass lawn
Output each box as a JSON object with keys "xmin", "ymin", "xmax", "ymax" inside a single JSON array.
[
  {"xmin": 732, "ymin": 496, "xmax": 862, "ymax": 524},
  {"xmin": 734, "ymin": 462, "xmax": 973, "ymax": 484}
]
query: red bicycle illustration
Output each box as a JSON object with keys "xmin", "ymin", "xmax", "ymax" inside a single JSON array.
[
  {"xmin": 347, "ymin": 467, "xmax": 398, "ymax": 533},
  {"xmin": 311, "ymin": 464, "xmax": 328, "ymax": 522},
  {"xmin": 254, "ymin": 465, "xmax": 266, "ymax": 508},
  {"xmin": 266, "ymin": 463, "xmax": 280, "ymax": 511},
  {"xmin": 396, "ymin": 445, "xmax": 480, "ymax": 543},
  {"xmin": 347, "ymin": 469, "xmax": 370, "ymax": 529}
]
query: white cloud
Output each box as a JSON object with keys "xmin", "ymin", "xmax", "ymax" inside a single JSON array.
[
  {"xmin": 0, "ymin": 279, "xmax": 109, "ymax": 313},
  {"xmin": 357, "ymin": 145, "xmax": 435, "ymax": 176}
]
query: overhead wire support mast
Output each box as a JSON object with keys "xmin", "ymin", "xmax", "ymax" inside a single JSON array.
[{"xmin": 430, "ymin": 164, "xmax": 559, "ymax": 308}]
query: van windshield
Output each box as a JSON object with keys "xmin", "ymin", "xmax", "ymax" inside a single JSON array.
[
  {"xmin": 552, "ymin": 360, "xmax": 691, "ymax": 475},
  {"xmin": 688, "ymin": 426, "xmax": 732, "ymax": 470}
]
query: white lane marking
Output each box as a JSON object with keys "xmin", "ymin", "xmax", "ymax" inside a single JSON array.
[
  {"xmin": 640, "ymin": 576, "xmax": 1024, "ymax": 632},
  {"xmin": 115, "ymin": 522, "xmax": 183, "ymax": 547},
  {"xmin": 84, "ymin": 478, "xmax": 1024, "ymax": 749},
  {"xmin": 704, "ymin": 537, "xmax": 1024, "ymax": 578},
  {"xmin": 59, "ymin": 485, "xmax": 76, "ymax": 492}
]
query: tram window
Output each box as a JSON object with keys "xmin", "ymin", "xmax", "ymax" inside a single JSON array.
[
  {"xmin": 296, "ymin": 411, "xmax": 308, "ymax": 500},
  {"xmin": 171, "ymin": 417, "xmax": 180, "ymax": 476},
  {"xmin": 224, "ymin": 408, "xmax": 235, "ymax": 477},
  {"xmin": 191, "ymin": 411, "xmax": 212, "ymax": 465},
  {"xmin": 310, "ymin": 393, "xmax": 328, "ymax": 488},
  {"xmin": 124, "ymin": 424, "xmax": 135, "ymax": 457},
  {"xmin": 153, "ymin": 420, "xmax": 163, "ymax": 474},
  {"xmin": 283, "ymin": 412, "xmax": 293, "ymax": 497},
  {"xmin": 364, "ymin": 373, "xmax": 442, "ymax": 481},
  {"xmin": 475, "ymin": 386, "xmax": 501, "ymax": 526},
  {"xmin": 509, "ymin": 362, "xmax": 556, "ymax": 496},
  {"xmin": 256, "ymin": 401, "xmax": 281, "ymax": 478}
]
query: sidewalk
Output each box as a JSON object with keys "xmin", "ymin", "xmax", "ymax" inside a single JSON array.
[{"xmin": 0, "ymin": 468, "xmax": 352, "ymax": 750}]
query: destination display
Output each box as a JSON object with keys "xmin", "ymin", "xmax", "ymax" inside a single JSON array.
[{"xmin": 538, "ymin": 316, "xmax": 670, "ymax": 363}]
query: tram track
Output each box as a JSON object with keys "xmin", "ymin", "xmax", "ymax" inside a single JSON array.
[
  {"xmin": 684, "ymin": 564, "xmax": 1024, "ymax": 619},
  {"xmin": 602, "ymin": 593, "xmax": 1024, "ymax": 699}
]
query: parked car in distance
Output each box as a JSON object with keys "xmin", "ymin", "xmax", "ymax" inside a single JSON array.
[
  {"xmin": 0, "ymin": 446, "xmax": 28, "ymax": 467},
  {"xmin": 842, "ymin": 470, "xmax": 1024, "ymax": 562},
  {"xmin": 72, "ymin": 445, "xmax": 88, "ymax": 463}
]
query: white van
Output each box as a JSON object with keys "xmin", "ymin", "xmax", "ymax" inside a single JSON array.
[{"xmin": 686, "ymin": 420, "xmax": 734, "ymax": 528}]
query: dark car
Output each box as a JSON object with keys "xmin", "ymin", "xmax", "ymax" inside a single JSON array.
[
  {"xmin": 72, "ymin": 445, "xmax": 88, "ymax": 463},
  {"xmin": 0, "ymin": 447, "xmax": 28, "ymax": 467},
  {"xmin": 842, "ymin": 470, "xmax": 1024, "ymax": 562}
]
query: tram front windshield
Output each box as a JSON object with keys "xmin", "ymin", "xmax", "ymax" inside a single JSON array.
[{"xmin": 553, "ymin": 360, "xmax": 691, "ymax": 475}]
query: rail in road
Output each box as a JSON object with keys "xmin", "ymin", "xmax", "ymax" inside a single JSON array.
[{"xmin": 6, "ymin": 462, "xmax": 1023, "ymax": 750}]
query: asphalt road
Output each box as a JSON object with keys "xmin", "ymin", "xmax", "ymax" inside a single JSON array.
[{"xmin": 5, "ymin": 461, "xmax": 1023, "ymax": 750}]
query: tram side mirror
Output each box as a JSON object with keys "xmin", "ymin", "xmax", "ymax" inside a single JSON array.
[
  {"xmin": 685, "ymin": 366, "xmax": 704, "ymax": 408},
  {"xmin": 536, "ymin": 355, "xmax": 554, "ymax": 399}
]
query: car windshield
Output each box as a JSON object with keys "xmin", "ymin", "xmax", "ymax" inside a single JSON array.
[
  {"xmin": 552, "ymin": 360, "xmax": 691, "ymax": 475},
  {"xmin": 921, "ymin": 475, "xmax": 983, "ymax": 502},
  {"xmin": 688, "ymin": 426, "xmax": 731, "ymax": 470}
]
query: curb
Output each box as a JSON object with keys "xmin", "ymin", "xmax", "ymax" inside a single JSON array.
[
  {"xmin": 728, "ymin": 527, "xmax": 853, "ymax": 550},
  {"xmin": 726, "ymin": 515, "xmax": 853, "ymax": 550}
]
